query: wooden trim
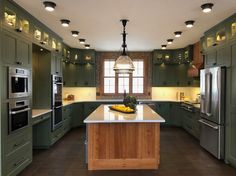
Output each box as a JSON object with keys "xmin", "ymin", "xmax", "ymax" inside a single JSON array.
[{"xmin": 96, "ymin": 52, "xmax": 152, "ymax": 99}]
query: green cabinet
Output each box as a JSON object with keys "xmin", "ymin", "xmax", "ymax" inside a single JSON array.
[
  {"xmin": 152, "ymin": 64, "xmax": 197, "ymax": 87},
  {"xmin": 181, "ymin": 108, "xmax": 200, "ymax": 139},
  {"xmin": 84, "ymin": 102, "xmax": 100, "ymax": 118},
  {"xmin": 226, "ymin": 42, "xmax": 236, "ymax": 167},
  {"xmin": 63, "ymin": 63, "xmax": 96, "ymax": 87},
  {"xmin": 204, "ymin": 45, "xmax": 231, "ymax": 68},
  {"xmin": 1, "ymin": 30, "xmax": 32, "ymax": 67},
  {"xmin": 80, "ymin": 49, "xmax": 96, "ymax": 64},
  {"xmin": 169, "ymin": 103, "xmax": 182, "ymax": 126},
  {"xmin": 155, "ymin": 102, "xmax": 170, "ymax": 125},
  {"xmin": 51, "ymin": 52, "xmax": 62, "ymax": 76},
  {"xmin": 72, "ymin": 103, "xmax": 84, "ymax": 127}
]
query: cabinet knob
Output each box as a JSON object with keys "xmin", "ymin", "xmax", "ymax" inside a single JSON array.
[{"xmin": 16, "ymin": 61, "xmax": 23, "ymax": 65}]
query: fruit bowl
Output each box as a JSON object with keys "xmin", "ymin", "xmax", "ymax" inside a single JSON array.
[{"xmin": 109, "ymin": 105, "xmax": 136, "ymax": 114}]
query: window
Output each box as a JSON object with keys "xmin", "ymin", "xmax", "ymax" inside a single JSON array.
[{"xmin": 103, "ymin": 59, "xmax": 145, "ymax": 95}]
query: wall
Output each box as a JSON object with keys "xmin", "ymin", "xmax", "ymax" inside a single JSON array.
[
  {"xmin": 152, "ymin": 87, "xmax": 200, "ymax": 101},
  {"xmin": 63, "ymin": 87, "xmax": 200, "ymax": 101},
  {"xmin": 63, "ymin": 87, "xmax": 96, "ymax": 101}
]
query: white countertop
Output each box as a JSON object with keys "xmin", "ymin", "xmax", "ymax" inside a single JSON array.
[
  {"xmin": 63, "ymin": 99, "xmax": 184, "ymax": 106},
  {"xmin": 32, "ymin": 109, "xmax": 52, "ymax": 118},
  {"xmin": 84, "ymin": 104, "xmax": 165, "ymax": 123}
]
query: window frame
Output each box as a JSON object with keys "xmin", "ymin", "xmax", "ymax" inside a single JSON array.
[{"xmin": 98, "ymin": 52, "xmax": 151, "ymax": 99}]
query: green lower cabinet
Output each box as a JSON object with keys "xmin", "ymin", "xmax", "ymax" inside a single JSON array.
[
  {"xmin": 155, "ymin": 102, "xmax": 170, "ymax": 126},
  {"xmin": 84, "ymin": 102, "xmax": 101, "ymax": 119},
  {"xmin": 2, "ymin": 127, "xmax": 32, "ymax": 176},
  {"xmin": 169, "ymin": 103, "xmax": 182, "ymax": 126},
  {"xmin": 72, "ymin": 103, "xmax": 84, "ymax": 127},
  {"xmin": 181, "ymin": 108, "xmax": 200, "ymax": 139},
  {"xmin": 33, "ymin": 117, "xmax": 51, "ymax": 149}
]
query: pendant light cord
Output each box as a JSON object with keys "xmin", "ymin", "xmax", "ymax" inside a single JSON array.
[{"xmin": 121, "ymin": 19, "xmax": 128, "ymax": 56}]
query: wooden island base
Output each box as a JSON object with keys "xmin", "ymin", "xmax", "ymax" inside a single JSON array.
[{"xmin": 87, "ymin": 123, "xmax": 160, "ymax": 170}]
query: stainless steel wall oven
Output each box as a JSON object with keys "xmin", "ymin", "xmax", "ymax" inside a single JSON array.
[
  {"xmin": 8, "ymin": 99, "xmax": 30, "ymax": 134},
  {"xmin": 8, "ymin": 67, "xmax": 30, "ymax": 98}
]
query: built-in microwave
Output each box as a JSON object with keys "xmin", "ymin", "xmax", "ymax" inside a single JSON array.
[
  {"xmin": 8, "ymin": 99, "xmax": 31, "ymax": 134},
  {"xmin": 8, "ymin": 67, "xmax": 30, "ymax": 98}
]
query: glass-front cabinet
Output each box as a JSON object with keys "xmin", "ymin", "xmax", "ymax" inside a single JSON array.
[
  {"xmin": 231, "ymin": 22, "xmax": 236, "ymax": 37},
  {"xmin": 4, "ymin": 7, "xmax": 16, "ymax": 28},
  {"xmin": 34, "ymin": 27, "xmax": 42, "ymax": 41},
  {"xmin": 17, "ymin": 18, "xmax": 29, "ymax": 33},
  {"xmin": 42, "ymin": 32, "xmax": 49, "ymax": 45}
]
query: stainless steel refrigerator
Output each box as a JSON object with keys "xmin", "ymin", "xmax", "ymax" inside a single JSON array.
[{"xmin": 199, "ymin": 67, "xmax": 225, "ymax": 159}]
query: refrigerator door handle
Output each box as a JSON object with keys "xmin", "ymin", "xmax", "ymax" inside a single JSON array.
[
  {"xmin": 205, "ymin": 73, "xmax": 212, "ymax": 117},
  {"xmin": 199, "ymin": 119, "xmax": 219, "ymax": 130}
]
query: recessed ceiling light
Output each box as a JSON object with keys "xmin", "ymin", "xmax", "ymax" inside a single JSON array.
[
  {"xmin": 85, "ymin": 44, "xmax": 90, "ymax": 49},
  {"xmin": 161, "ymin": 45, "xmax": 167, "ymax": 50},
  {"xmin": 167, "ymin": 39, "xmax": 173, "ymax": 44},
  {"xmin": 60, "ymin": 19, "xmax": 70, "ymax": 27},
  {"xmin": 201, "ymin": 3, "xmax": 214, "ymax": 13},
  {"xmin": 71, "ymin": 31, "xmax": 79, "ymax": 37},
  {"xmin": 43, "ymin": 1, "xmax": 56, "ymax": 12},
  {"xmin": 79, "ymin": 39, "xmax": 86, "ymax": 44},
  {"xmin": 174, "ymin": 31, "xmax": 182, "ymax": 38},
  {"xmin": 185, "ymin": 20, "xmax": 195, "ymax": 28}
]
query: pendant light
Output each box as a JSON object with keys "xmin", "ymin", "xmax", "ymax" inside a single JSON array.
[
  {"xmin": 201, "ymin": 3, "xmax": 214, "ymax": 13},
  {"xmin": 60, "ymin": 19, "xmax": 70, "ymax": 27},
  {"xmin": 113, "ymin": 19, "xmax": 134, "ymax": 74},
  {"xmin": 43, "ymin": 1, "xmax": 56, "ymax": 12}
]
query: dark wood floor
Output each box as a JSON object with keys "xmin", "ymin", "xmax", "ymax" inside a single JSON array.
[{"xmin": 19, "ymin": 127, "xmax": 236, "ymax": 176}]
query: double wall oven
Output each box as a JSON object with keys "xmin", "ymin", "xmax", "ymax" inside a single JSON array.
[
  {"xmin": 8, "ymin": 67, "xmax": 31, "ymax": 134},
  {"xmin": 51, "ymin": 75, "xmax": 63, "ymax": 131}
]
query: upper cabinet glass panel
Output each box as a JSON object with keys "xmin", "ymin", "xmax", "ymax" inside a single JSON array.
[
  {"xmin": 207, "ymin": 36, "xmax": 214, "ymax": 47},
  {"xmin": 34, "ymin": 27, "xmax": 42, "ymax": 41},
  {"xmin": 232, "ymin": 22, "xmax": 236, "ymax": 37},
  {"xmin": 18, "ymin": 18, "xmax": 29, "ymax": 33},
  {"xmin": 52, "ymin": 39, "xmax": 57, "ymax": 49},
  {"xmin": 216, "ymin": 29, "xmax": 226, "ymax": 43},
  {"xmin": 57, "ymin": 42, "xmax": 62, "ymax": 52},
  {"xmin": 43, "ymin": 32, "xmax": 49, "ymax": 45},
  {"xmin": 4, "ymin": 8, "xmax": 16, "ymax": 27}
]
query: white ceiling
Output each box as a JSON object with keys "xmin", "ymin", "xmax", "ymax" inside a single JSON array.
[{"xmin": 14, "ymin": 0, "xmax": 236, "ymax": 51}]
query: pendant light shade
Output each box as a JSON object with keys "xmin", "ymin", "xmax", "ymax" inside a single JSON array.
[{"xmin": 113, "ymin": 19, "xmax": 134, "ymax": 74}]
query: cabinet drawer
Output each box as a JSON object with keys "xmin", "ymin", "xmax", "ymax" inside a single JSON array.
[
  {"xmin": 5, "ymin": 129, "xmax": 31, "ymax": 156},
  {"xmin": 33, "ymin": 112, "xmax": 51, "ymax": 125},
  {"xmin": 63, "ymin": 105, "xmax": 72, "ymax": 120},
  {"xmin": 63, "ymin": 119, "xmax": 71, "ymax": 133},
  {"xmin": 51, "ymin": 125, "xmax": 64, "ymax": 144},
  {"xmin": 5, "ymin": 142, "xmax": 32, "ymax": 176}
]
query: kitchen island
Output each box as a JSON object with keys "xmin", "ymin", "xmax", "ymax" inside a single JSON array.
[{"xmin": 84, "ymin": 104, "xmax": 165, "ymax": 170}]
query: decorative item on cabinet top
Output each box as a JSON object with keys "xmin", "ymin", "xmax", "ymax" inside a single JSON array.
[
  {"xmin": 153, "ymin": 45, "xmax": 193, "ymax": 65},
  {"xmin": 62, "ymin": 49, "xmax": 96, "ymax": 65}
]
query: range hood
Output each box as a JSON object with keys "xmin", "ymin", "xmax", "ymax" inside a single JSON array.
[{"xmin": 188, "ymin": 42, "xmax": 204, "ymax": 77}]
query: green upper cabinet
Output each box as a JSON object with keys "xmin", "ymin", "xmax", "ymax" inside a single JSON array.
[
  {"xmin": 78, "ymin": 64, "xmax": 96, "ymax": 87},
  {"xmin": 51, "ymin": 52, "xmax": 62, "ymax": 76},
  {"xmin": 204, "ymin": 45, "xmax": 231, "ymax": 68},
  {"xmin": 1, "ymin": 29, "xmax": 32, "ymax": 67},
  {"xmin": 80, "ymin": 49, "xmax": 96, "ymax": 64}
]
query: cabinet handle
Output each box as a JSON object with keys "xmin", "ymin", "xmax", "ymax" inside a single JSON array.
[
  {"xmin": 213, "ymin": 63, "xmax": 217, "ymax": 66},
  {"xmin": 14, "ymin": 157, "xmax": 25, "ymax": 167},
  {"xmin": 13, "ymin": 140, "xmax": 25, "ymax": 148}
]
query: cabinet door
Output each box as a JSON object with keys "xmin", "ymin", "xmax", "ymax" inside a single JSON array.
[
  {"xmin": 72, "ymin": 103, "xmax": 84, "ymax": 127},
  {"xmin": 78, "ymin": 65, "xmax": 96, "ymax": 87},
  {"xmin": 205, "ymin": 50, "xmax": 217, "ymax": 67},
  {"xmin": 51, "ymin": 53, "xmax": 56, "ymax": 75},
  {"xmin": 169, "ymin": 103, "xmax": 182, "ymax": 126},
  {"xmin": 2, "ymin": 31, "xmax": 17, "ymax": 65},
  {"xmin": 16, "ymin": 38, "xmax": 32, "ymax": 67},
  {"xmin": 227, "ymin": 42, "xmax": 236, "ymax": 166},
  {"xmin": 217, "ymin": 45, "xmax": 231, "ymax": 67},
  {"xmin": 156, "ymin": 102, "xmax": 170, "ymax": 125},
  {"xmin": 56, "ymin": 55, "xmax": 62, "ymax": 76}
]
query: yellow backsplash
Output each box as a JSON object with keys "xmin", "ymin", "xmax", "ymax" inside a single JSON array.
[
  {"xmin": 63, "ymin": 87, "xmax": 96, "ymax": 100},
  {"xmin": 63, "ymin": 87, "xmax": 200, "ymax": 101},
  {"xmin": 152, "ymin": 87, "xmax": 200, "ymax": 101}
]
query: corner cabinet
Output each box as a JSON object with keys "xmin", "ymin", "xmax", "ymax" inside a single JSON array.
[{"xmin": 1, "ymin": 29, "xmax": 32, "ymax": 67}]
